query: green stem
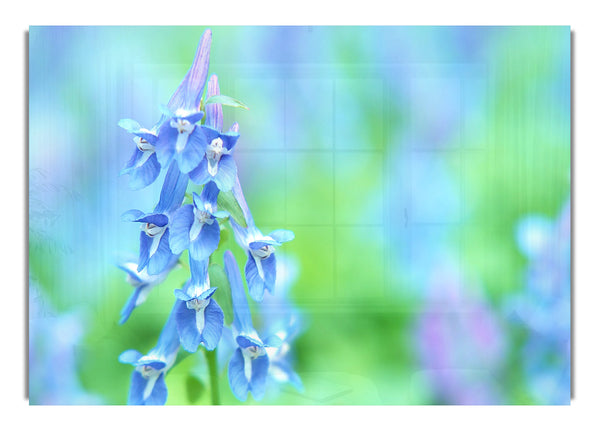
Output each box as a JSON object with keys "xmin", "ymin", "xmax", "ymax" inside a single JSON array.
[{"xmin": 205, "ymin": 348, "xmax": 221, "ymax": 405}]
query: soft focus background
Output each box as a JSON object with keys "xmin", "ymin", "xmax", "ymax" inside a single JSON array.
[{"xmin": 28, "ymin": 26, "xmax": 571, "ymax": 405}]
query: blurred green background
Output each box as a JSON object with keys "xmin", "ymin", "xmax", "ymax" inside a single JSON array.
[{"xmin": 29, "ymin": 26, "xmax": 570, "ymax": 405}]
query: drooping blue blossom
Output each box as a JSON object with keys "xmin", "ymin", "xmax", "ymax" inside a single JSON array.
[
  {"xmin": 189, "ymin": 75, "xmax": 240, "ymax": 192},
  {"xmin": 153, "ymin": 30, "xmax": 212, "ymax": 173},
  {"xmin": 173, "ymin": 257, "xmax": 224, "ymax": 352},
  {"xmin": 169, "ymin": 181, "xmax": 227, "ymax": 261},
  {"xmin": 117, "ymin": 254, "xmax": 180, "ymax": 324},
  {"xmin": 230, "ymin": 184, "xmax": 294, "ymax": 302},
  {"xmin": 260, "ymin": 255, "xmax": 303, "ymax": 391},
  {"xmin": 229, "ymin": 176, "xmax": 294, "ymax": 301},
  {"xmin": 122, "ymin": 162, "xmax": 188, "ymax": 275},
  {"xmin": 118, "ymin": 119, "xmax": 161, "ymax": 190},
  {"xmin": 264, "ymin": 314, "xmax": 303, "ymax": 392},
  {"xmin": 119, "ymin": 300, "xmax": 181, "ymax": 405},
  {"xmin": 224, "ymin": 251, "xmax": 282, "ymax": 401}
]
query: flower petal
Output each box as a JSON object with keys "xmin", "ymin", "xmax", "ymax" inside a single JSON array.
[
  {"xmin": 121, "ymin": 209, "xmax": 146, "ymax": 222},
  {"xmin": 137, "ymin": 232, "xmax": 151, "ymax": 272},
  {"xmin": 205, "ymin": 74, "xmax": 223, "ymax": 131},
  {"xmin": 128, "ymin": 153, "xmax": 161, "ymax": 190},
  {"xmin": 189, "ymin": 220, "xmax": 220, "ymax": 261},
  {"xmin": 221, "ymin": 132, "xmax": 240, "ymax": 152},
  {"xmin": 201, "ymin": 299, "xmax": 224, "ymax": 350},
  {"xmin": 135, "ymin": 213, "xmax": 169, "ymax": 227},
  {"xmin": 225, "ymin": 251, "xmax": 254, "ymax": 334},
  {"xmin": 200, "ymin": 181, "xmax": 220, "ymax": 210},
  {"xmin": 155, "ymin": 124, "xmax": 177, "ymax": 167},
  {"xmin": 143, "ymin": 373, "xmax": 168, "ymax": 405},
  {"xmin": 249, "ymin": 354, "xmax": 269, "ymax": 400},
  {"xmin": 175, "ymin": 127, "xmax": 207, "ymax": 174},
  {"xmin": 262, "ymin": 254, "xmax": 277, "ymax": 295},
  {"xmin": 174, "ymin": 289, "xmax": 191, "ymax": 302},
  {"xmin": 245, "ymin": 254, "xmax": 265, "ymax": 302},
  {"xmin": 176, "ymin": 301, "xmax": 202, "ymax": 353},
  {"xmin": 119, "ymin": 286, "xmax": 144, "ymax": 325},
  {"xmin": 228, "ymin": 348, "xmax": 249, "ymax": 401},
  {"xmin": 213, "ymin": 154, "xmax": 237, "ymax": 192},
  {"xmin": 188, "ymin": 157, "xmax": 211, "ymax": 186},
  {"xmin": 119, "ymin": 349, "xmax": 143, "ymax": 365},
  {"xmin": 249, "ymin": 239, "xmax": 281, "ymax": 249},
  {"xmin": 236, "ymin": 335, "xmax": 263, "ymax": 349},
  {"xmin": 167, "ymin": 29, "xmax": 212, "ymax": 112},
  {"xmin": 267, "ymin": 229, "xmax": 295, "ymax": 244},
  {"xmin": 169, "ymin": 205, "xmax": 194, "ymax": 254},
  {"xmin": 127, "ymin": 371, "xmax": 147, "ymax": 405},
  {"xmin": 147, "ymin": 231, "xmax": 175, "ymax": 275},
  {"xmin": 155, "ymin": 162, "xmax": 189, "ymax": 214}
]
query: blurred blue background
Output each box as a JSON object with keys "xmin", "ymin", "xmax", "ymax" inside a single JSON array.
[{"xmin": 29, "ymin": 26, "xmax": 571, "ymax": 404}]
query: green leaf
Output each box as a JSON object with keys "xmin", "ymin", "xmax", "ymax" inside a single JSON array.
[
  {"xmin": 205, "ymin": 94, "xmax": 249, "ymax": 110},
  {"xmin": 185, "ymin": 375, "xmax": 206, "ymax": 404},
  {"xmin": 217, "ymin": 190, "xmax": 247, "ymax": 228},
  {"xmin": 209, "ymin": 263, "xmax": 233, "ymax": 325}
]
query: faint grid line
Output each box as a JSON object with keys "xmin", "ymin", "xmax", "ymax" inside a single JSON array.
[{"xmin": 332, "ymin": 79, "xmax": 337, "ymax": 299}]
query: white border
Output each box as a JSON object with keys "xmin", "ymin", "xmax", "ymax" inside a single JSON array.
[{"xmin": 5, "ymin": 1, "xmax": 600, "ymax": 429}]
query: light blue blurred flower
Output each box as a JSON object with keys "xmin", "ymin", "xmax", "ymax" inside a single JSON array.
[
  {"xmin": 29, "ymin": 283, "xmax": 103, "ymax": 405},
  {"xmin": 508, "ymin": 200, "xmax": 571, "ymax": 404},
  {"xmin": 413, "ymin": 263, "xmax": 507, "ymax": 404}
]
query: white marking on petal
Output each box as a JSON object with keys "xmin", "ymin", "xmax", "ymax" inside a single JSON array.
[
  {"xmin": 205, "ymin": 137, "xmax": 226, "ymax": 176},
  {"xmin": 186, "ymin": 298, "xmax": 210, "ymax": 334},
  {"xmin": 136, "ymin": 364, "xmax": 161, "ymax": 401},
  {"xmin": 253, "ymin": 255, "xmax": 265, "ymax": 280},
  {"xmin": 136, "ymin": 150, "xmax": 153, "ymax": 168},
  {"xmin": 189, "ymin": 217, "xmax": 203, "ymax": 242},
  {"xmin": 241, "ymin": 345, "xmax": 266, "ymax": 382},
  {"xmin": 195, "ymin": 307, "xmax": 206, "ymax": 334},
  {"xmin": 243, "ymin": 352, "xmax": 252, "ymax": 382},
  {"xmin": 170, "ymin": 119, "xmax": 195, "ymax": 153},
  {"xmin": 143, "ymin": 373, "xmax": 160, "ymax": 400},
  {"xmin": 141, "ymin": 223, "xmax": 167, "ymax": 258}
]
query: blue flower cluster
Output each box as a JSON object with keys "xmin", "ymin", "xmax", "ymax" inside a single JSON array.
[{"xmin": 116, "ymin": 29, "xmax": 300, "ymax": 405}]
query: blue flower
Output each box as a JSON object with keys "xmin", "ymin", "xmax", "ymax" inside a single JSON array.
[
  {"xmin": 119, "ymin": 300, "xmax": 181, "ymax": 405},
  {"xmin": 228, "ymin": 178, "xmax": 295, "ymax": 301},
  {"xmin": 117, "ymin": 254, "xmax": 180, "ymax": 324},
  {"xmin": 173, "ymin": 258, "xmax": 224, "ymax": 352},
  {"xmin": 230, "ymin": 221, "xmax": 294, "ymax": 302},
  {"xmin": 118, "ymin": 119, "xmax": 161, "ymax": 190},
  {"xmin": 122, "ymin": 162, "xmax": 188, "ymax": 275},
  {"xmin": 264, "ymin": 315, "xmax": 303, "ymax": 392},
  {"xmin": 224, "ymin": 251, "xmax": 281, "ymax": 401},
  {"xmin": 189, "ymin": 75, "xmax": 240, "ymax": 192},
  {"xmin": 153, "ymin": 30, "xmax": 213, "ymax": 174},
  {"xmin": 155, "ymin": 108, "xmax": 207, "ymax": 174},
  {"xmin": 169, "ymin": 181, "xmax": 227, "ymax": 261}
]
